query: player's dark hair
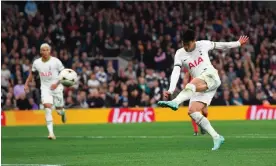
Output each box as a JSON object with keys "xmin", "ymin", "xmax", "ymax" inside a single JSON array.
[{"xmin": 182, "ymin": 29, "xmax": 196, "ymax": 43}]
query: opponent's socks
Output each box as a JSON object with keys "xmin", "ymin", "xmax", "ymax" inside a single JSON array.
[
  {"xmin": 192, "ymin": 119, "xmax": 198, "ymax": 133},
  {"xmin": 45, "ymin": 108, "xmax": 54, "ymax": 135},
  {"xmin": 190, "ymin": 112, "xmax": 219, "ymax": 139},
  {"xmin": 172, "ymin": 83, "xmax": 196, "ymax": 105}
]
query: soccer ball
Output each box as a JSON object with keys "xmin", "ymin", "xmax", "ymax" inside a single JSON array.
[{"xmin": 59, "ymin": 68, "xmax": 78, "ymax": 87}]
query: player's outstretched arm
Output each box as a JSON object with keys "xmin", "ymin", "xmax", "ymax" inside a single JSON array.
[
  {"xmin": 165, "ymin": 66, "xmax": 181, "ymax": 98},
  {"xmin": 24, "ymin": 71, "xmax": 33, "ymax": 92},
  {"xmin": 213, "ymin": 36, "xmax": 249, "ymax": 50}
]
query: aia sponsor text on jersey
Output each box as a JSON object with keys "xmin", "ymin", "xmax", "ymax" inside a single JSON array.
[
  {"xmin": 40, "ymin": 72, "xmax": 53, "ymax": 77},
  {"xmin": 188, "ymin": 57, "xmax": 204, "ymax": 69}
]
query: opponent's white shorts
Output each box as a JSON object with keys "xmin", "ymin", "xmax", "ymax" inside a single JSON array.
[
  {"xmin": 190, "ymin": 69, "xmax": 221, "ymax": 106},
  {"xmin": 41, "ymin": 86, "xmax": 64, "ymax": 107}
]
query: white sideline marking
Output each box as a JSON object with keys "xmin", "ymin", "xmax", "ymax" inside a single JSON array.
[
  {"xmin": 2, "ymin": 135, "xmax": 276, "ymax": 139},
  {"xmin": 2, "ymin": 165, "xmax": 62, "ymax": 166}
]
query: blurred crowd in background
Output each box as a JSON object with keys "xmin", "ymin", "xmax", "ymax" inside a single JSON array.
[{"xmin": 1, "ymin": 1, "xmax": 276, "ymax": 110}]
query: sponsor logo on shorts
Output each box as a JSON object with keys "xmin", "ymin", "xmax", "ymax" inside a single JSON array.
[
  {"xmin": 108, "ymin": 108, "xmax": 155, "ymax": 123},
  {"xmin": 246, "ymin": 105, "xmax": 276, "ymax": 120}
]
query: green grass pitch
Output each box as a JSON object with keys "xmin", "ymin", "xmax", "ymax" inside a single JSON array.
[{"xmin": 2, "ymin": 121, "xmax": 276, "ymax": 166}]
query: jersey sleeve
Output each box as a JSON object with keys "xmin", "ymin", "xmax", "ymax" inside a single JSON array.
[
  {"xmin": 174, "ymin": 50, "xmax": 182, "ymax": 68},
  {"xmin": 201, "ymin": 40, "xmax": 215, "ymax": 51},
  {"xmin": 57, "ymin": 58, "xmax": 65, "ymax": 72},
  {"xmin": 213, "ymin": 41, "xmax": 241, "ymax": 50},
  {"xmin": 167, "ymin": 66, "xmax": 181, "ymax": 94}
]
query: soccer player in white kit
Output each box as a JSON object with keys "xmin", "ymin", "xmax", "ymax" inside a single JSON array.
[
  {"xmin": 24, "ymin": 43, "xmax": 66, "ymax": 140},
  {"xmin": 158, "ymin": 29, "xmax": 249, "ymax": 150}
]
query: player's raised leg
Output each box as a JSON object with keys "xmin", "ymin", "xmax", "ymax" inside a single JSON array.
[
  {"xmin": 54, "ymin": 92, "xmax": 66, "ymax": 123},
  {"xmin": 158, "ymin": 83, "xmax": 196, "ymax": 110},
  {"xmin": 56, "ymin": 107, "xmax": 66, "ymax": 123},
  {"xmin": 158, "ymin": 77, "xmax": 204, "ymax": 110}
]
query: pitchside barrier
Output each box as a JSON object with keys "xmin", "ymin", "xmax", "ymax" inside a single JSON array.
[{"xmin": 1, "ymin": 105, "xmax": 276, "ymax": 126}]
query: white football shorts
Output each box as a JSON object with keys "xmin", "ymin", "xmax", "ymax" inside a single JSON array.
[
  {"xmin": 190, "ymin": 69, "xmax": 221, "ymax": 106},
  {"xmin": 189, "ymin": 89, "xmax": 217, "ymax": 106},
  {"xmin": 41, "ymin": 85, "xmax": 64, "ymax": 107}
]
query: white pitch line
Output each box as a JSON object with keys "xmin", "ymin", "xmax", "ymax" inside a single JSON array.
[
  {"xmin": 2, "ymin": 135, "xmax": 276, "ymax": 139},
  {"xmin": 2, "ymin": 165, "xmax": 62, "ymax": 166}
]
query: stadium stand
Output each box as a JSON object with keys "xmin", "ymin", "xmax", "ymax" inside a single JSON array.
[{"xmin": 1, "ymin": 1, "xmax": 276, "ymax": 110}]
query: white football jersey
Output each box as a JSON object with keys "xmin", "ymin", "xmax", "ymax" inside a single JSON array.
[
  {"xmin": 32, "ymin": 57, "xmax": 64, "ymax": 90},
  {"xmin": 174, "ymin": 40, "xmax": 216, "ymax": 78}
]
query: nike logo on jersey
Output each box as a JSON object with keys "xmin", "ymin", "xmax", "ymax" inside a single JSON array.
[{"xmin": 188, "ymin": 57, "xmax": 204, "ymax": 69}]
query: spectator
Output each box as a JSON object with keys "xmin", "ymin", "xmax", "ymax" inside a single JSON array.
[
  {"xmin": 87, "ymin": 90, "xmax": 104, "ymax": 108},
  {"xmin": 122, "ymin": 98, "xmax": 128, "ymax": 108},
  {"xmin": 227, "ymin": 66, "xmax": 237, "ymax": 84},
  {"xmin": 16, "ymin": 93, "xmax": 32, "ymax": 110},
  {"xmin": 154, "ymin": 48, "xmax": 167, "ymax": 71},
  {"xmin": 105, "ymin": 37, "xmax": 119, "ymax": 54},
  {"xmin": 128, "ymin": 89, "xmax": 140, "ymax": 107},
  {"xmin": 241, "ymin": 90, "xmax": 251, "ymax": 105},
  {"xmin": 211, "ymin": 93, "xmax": 225, "ymax": 106},
  {"xmin": 65, "ymin": 96, "xmax": 78, "ymax": 108},
  {"xmin": 269, "ymin": 93, "xmax": 276, "ymax": 105},
  {"xmin": 159, "ymin": 71, "xmax": 169, "ymax": 90},
  {"xmin": 231, "ymin": 92, "xmax": 243, "ymax": 105},
  {"xmin": 112, "ymin": 93, "xmax": 122, "ymax": 107},
  {"xmin": 222, "ymin": 90, "xmax": 232, "ymax": 106},
  {"xmin": 124, "ymin": 63, "xmax": 137, "ymax": 80},
  {"xmin": 87, "ymin": 73, "xmax": 100, "ymax": 93},
  {"xmin": 2, "ymin": 99, "xmax": 15, "ymax": 111},
  {"xmin": 152, "ymin": 80, "xmax": 162, "ymax": 102},
  {"xmin": 13, "ymin": 79, "xmax": 25, "ymax": 99},
  {"xmin": 107, "ymin": 64, "xmax": 118, "ymax": 83},
  {"xmin": 140, "ymin": 92, "xmax": 151, "ymax": 107},
  {"xmin": 145, "ymin": 69, "xmax": 158, "ymax": 87},
  {"xmin": 1, "ymin": 64, "xmax": 11, "ymax": 91},
  {"xmin": 77, "ymin": 91, "xmax": 89, "ymax": 108},
  {"xmin": 29, "ymin": 98, "xmax": 39, "ymax": 110},
  {"xmin": 138, "ymin": 77, "xmax": 150, "ymax": 94},
  {"xmin": 96, "ymin": 66, "xmax": 107, "ymax": 83}
]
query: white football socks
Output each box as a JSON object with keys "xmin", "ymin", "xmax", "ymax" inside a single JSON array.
[
  {"xmin": 45, "ymin": 108, "xmax": 54, "ymax": 135},
  {"xmin": 172, "ymin": 83, "xmax": 196, "ymax": 105},
  {"xmin": 190, "ymin": 112, "xmax": 219, "ymax": 139}
]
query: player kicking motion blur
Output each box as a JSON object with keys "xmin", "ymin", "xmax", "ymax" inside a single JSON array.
[
  {"xmin": 24, "ymin": 43, "xmax": 66, "ymax": 140},
  {"xmin": 158, "ymin": 29, "xmax": 248, "ymax": 150}
]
